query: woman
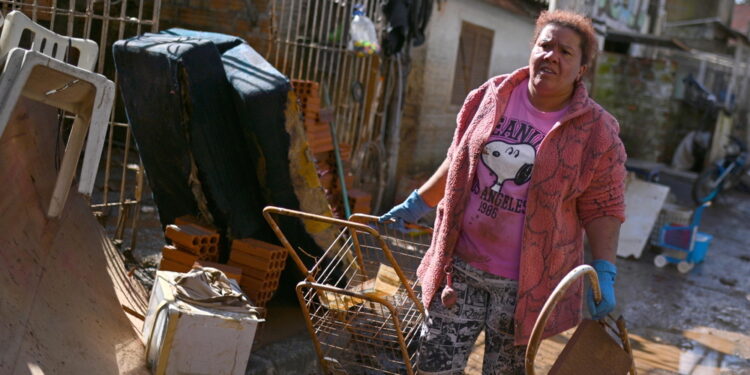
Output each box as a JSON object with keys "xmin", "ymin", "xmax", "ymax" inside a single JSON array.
[{"xmin": 381, "ymin": 10, "xmax": 626, "ymax": 374}]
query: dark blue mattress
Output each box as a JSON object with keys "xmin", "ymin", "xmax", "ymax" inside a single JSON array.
[
  {"xmin": 113, "ymin": 34, "xmax": 273, "ymax": 259},
  {"xmin": 113, "ymin": 31, "xmax": 322, "ymax": 260}
]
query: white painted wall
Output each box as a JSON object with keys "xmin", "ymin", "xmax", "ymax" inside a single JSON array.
[{"xmin": 410, "ymin": 0, "xmax": 536, "ymax": 172}]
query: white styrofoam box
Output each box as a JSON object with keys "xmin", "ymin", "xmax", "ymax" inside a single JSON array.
[{"xmin": 142, "ymin": 271, "xmax": 263, "ymax": 375}]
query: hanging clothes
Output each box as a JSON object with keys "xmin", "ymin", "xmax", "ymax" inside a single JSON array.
[{"xmin": 381, "ymin": 0, "xmax": 434, "ymax": 56}]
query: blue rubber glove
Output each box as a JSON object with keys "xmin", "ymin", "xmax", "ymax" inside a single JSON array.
[
  {"xmin": 379, "ymin": 190, "xmax": 433, "ymax": 231},
  {"xmin": 586, "ymin": 259, "xmax": 617, "ymax": 320}
]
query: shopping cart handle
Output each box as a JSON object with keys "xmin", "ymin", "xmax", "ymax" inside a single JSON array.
[
  {"xmin": 525, "ymin": 264, "xmax": 601, "ymax": 375},
  {"xmin": 349, "ymin": 213, "xmax": 433, "ymax": 234}
]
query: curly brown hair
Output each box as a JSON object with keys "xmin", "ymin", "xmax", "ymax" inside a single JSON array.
[{"xmin": 532, "ymin": 10, "xmax": 598, "ymax": 67}]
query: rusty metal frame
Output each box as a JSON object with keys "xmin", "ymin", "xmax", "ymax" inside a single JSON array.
[{"xmin": 262, "ymin": 206, "xmax": 427, "ymax": 374}]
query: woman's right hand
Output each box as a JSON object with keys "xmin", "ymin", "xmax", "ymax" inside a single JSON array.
[{"xmin": 379, "ymin": 189, "xmax": 434, "ymax": 231}]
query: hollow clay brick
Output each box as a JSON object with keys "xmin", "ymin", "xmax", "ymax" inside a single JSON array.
[
  {"xmin": 174, "ymin": 215, "xmax": 219, "ymax": 232},
  {"xmin": 158, "ymin": 258, "xmax": 192, "ymax": 273},
  {"xmin": 165, "ymin": 224, "xmax": 219, "ymax": 254},
  {"xmin": 231, "ymin": 238, "xmax": 286, "ymax": 260},
  {"xmin": 162, "ymin": 245, "xmax": 199, "ymax": 266}
]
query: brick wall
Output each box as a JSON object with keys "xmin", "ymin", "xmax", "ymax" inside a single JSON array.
[{"xmin": 159, "ymin": 0, "xmax": 273, "ymax": 54}]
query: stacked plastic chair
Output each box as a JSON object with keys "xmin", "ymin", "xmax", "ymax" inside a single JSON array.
[{"xmin": 0, "ymin": 11, "xmax": 115, "ymax": 217}]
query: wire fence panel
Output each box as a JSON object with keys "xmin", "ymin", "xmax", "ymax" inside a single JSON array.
[{"xmin": 269, "ymin": 0, "xmax": 389, "ymax": 212}]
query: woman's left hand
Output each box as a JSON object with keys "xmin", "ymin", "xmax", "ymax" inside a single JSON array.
[{"xmin": 586, "ymin": 259, "xmax": 617, "ymax": 320}]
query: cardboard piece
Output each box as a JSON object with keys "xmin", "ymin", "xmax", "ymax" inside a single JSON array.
[
  {"xmin": 372, "ymin": 263, "xmax": 401, "ymax": 297},
  {"xmin": 321, "ymin": 263, "xmax": 402, "ymax": 312},
  {"xmin": 618, "ymin": 176, "xmax": 670, "ymax": 259}
]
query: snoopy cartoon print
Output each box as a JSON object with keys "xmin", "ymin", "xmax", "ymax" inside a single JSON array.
[{"xmin": 481, "ymin": 140, "xmax": 535, "ymax": 192}]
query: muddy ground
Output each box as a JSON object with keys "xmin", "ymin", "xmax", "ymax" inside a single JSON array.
[
  {"xmin": 614, "ymin": 177, "xmax": 750, "ymax": 374},
  {"xmin": 468, "ymin": 172, "xmax": 750, "ymax": 374},
  {"xmin": 110, "ymin": 165, "xmax": 750, "ymax": 374}
]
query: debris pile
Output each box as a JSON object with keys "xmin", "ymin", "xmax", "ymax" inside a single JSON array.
[
  {"xmin": 228, "ymin": 238, "xmax": 288, "ymax": 308},
  {"xmin": 157, "ymin": 215, "xmax": 288, "ymax": 308}
]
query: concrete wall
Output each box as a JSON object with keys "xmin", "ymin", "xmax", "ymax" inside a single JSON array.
[
  {"xmin": 594, "ymin": 0, "xmax": 651, "ymax": 33},
  {"xmin": 552, "ymin": 0, "xmax": 596, "ymax": 16},
  {"xmin": 402, "ymin": 0, "xmax": 535, "ymax": 181},
  {"xmin": 592, "ymin": 52, "xmax": 691, "ymax": 163},
  {"xmin": 665, "ymin": 0, "xmax": 734, "ymax": 24}
]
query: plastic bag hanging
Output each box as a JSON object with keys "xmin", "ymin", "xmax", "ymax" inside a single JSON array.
[{"xmin": 348, "ymin": 5, "xmax": 380, "ymax": 57}]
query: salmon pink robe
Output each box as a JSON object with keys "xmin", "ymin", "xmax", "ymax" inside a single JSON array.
[{"xmin": 416, "ymin": 67, "xmax": 627, "ymax": 345}]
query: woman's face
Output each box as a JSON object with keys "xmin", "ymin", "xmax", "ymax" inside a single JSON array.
[{"xmin": 528, "ymin": 24, "xmax": 587, "ymax": 98}]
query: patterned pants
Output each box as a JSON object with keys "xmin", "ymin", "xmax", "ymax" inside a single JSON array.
[{"xmin": 417, "ymin": 257, "xmax": 525, "ymax": 375}]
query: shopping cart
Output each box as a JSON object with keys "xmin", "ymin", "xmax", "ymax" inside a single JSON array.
[{"xmin": 262, "ymin": 207, "xmax": 432, "ymax": 374}]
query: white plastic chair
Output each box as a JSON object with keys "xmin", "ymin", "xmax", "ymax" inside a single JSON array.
[
  {"xmin": 0, "ymin": 12, "xmax": 114, "ymax": 218},
  {"xmin": 0, "ymin": 11, "xmax": 98, "ymax": 71}
]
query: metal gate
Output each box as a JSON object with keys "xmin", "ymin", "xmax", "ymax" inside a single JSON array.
[{"xmin": 269, "ymin": 0, "xmax": 391, "ymax": 213}]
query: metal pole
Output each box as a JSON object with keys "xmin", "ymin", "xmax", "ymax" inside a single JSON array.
[
  {"xmin": 322, "ymin": 83, "xmax": 352, "ymax": 219},
  {"xmin": 725, "ymin": 42, "xmax": 743, "ymax": 109},
  {"xmin": 697, "ymin": 59, "xmax": 707, "ymax": 84},
  {"xmin": 382, "ymin": 54, "xmax": 406, "ymax": 210}
]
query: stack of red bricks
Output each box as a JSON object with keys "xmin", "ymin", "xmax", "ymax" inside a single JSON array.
[
  {"xmin": 159, "ymin": 216, "xmax": 222, "ymax": 275},
  {"xmin": 291, "ymin": 79, "xmax": 373, "ymax": 218},
  {"xmin": 292, "ymin": 80, "xmax": 333, "ymax": 155},
  {"xmin": 347, "ymin": 189, "xmax": 372, "ymax": 215},
  {"xmin": 327, "ymin": 143, "xmax": 373, "ymax": 216},
  {"xmin": 227, "ymin": 238, "xmax": 288, "ymax": 308},
  {"xmin": 333, "ymin": 143, "xmax": 372, "ymax": 215},
  {"xmin": 164, "ymin": 223, "xmax": 219, "ymax": 260},
  {"xmin": 324, "ymin": 147, "xmax": 373, "ymax": 217}
]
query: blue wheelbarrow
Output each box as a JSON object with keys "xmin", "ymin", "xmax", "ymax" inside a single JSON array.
[{"xmin": 653, "ymin": 202, "xmax": 713, "ymax": 273}]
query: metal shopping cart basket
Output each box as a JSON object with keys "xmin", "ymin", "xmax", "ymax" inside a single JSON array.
[{"xmin": 262, "ymin": 207, "xmax": 432, "ymax": 374}]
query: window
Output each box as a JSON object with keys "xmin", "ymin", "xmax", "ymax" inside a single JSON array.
[
  {"xmin": 451, "ymin": 22, "xmax": 494, "ymax": 105},
  {"xmin": 603, "ymin": 38, "xmax": 630, "ymax": 54}
]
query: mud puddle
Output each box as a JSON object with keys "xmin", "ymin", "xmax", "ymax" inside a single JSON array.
[{"xmin": 629, "ymin": 326, "xmax": 750, "ymax": 374}]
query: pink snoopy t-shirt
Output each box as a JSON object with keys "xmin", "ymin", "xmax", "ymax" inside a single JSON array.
[{"xmin": 454, "ymin": 79, "xmax": 568, "ymax": 280}]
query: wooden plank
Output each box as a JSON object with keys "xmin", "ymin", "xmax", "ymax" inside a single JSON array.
[
  {"xmin": 549, "ymin": 320, "xmax": 632, "ymax": 375},
  {"xmin": 162, "ymin": 245, "xmax": 199, "ymax": 266},
  {"xmin": 0, "ymin": 98, "xmax": 148, "ymax": 374},
  {"xmin": 617, "ymin": 176, "xmax": 670, "ymax": 259}
]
